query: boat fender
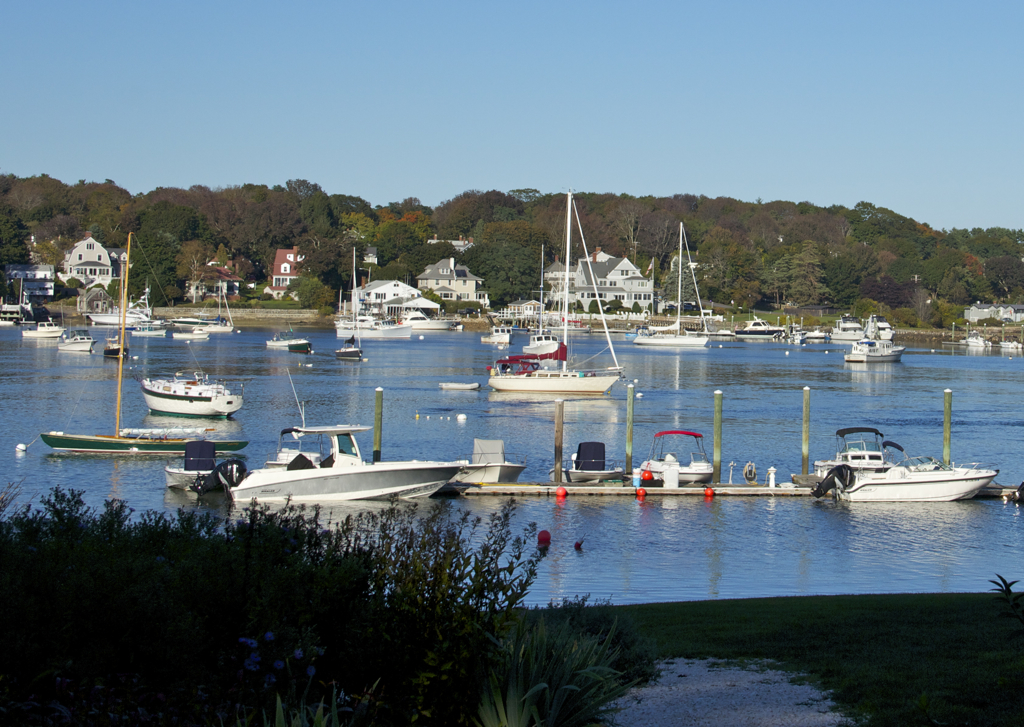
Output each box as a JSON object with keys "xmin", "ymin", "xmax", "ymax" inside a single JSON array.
[{"xmin": 743, "ymin": 462, "xmax": 757, "ymax": 484}]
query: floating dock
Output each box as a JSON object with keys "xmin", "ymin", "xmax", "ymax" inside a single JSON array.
[{"xmin": 456, "ymin": 482, "xmax": 1018, "ymax": 499}]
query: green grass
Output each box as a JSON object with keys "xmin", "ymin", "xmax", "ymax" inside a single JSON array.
[{"xmin": 615, "ymin": 593, "xmax": 1024, "ymax": 726}]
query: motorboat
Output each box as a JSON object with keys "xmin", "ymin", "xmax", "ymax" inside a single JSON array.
[
  {"xmin": 172, "ymin": 328, "xmax": 210, "ymax": 341},
  {"xmin": 786, "ymin": 325, "xmax": 807, "ymax": 345},
  {"xmin": 482, "ymin": 326, "xmax": 513, "ymax": 344},
  {"xmin": 863, "ymin": 315, "xmax": 894, "ymax": 341},
  {"xmin": 999, "ymin": 340, "xmax": 1023, "ymax": 351},
  {"xmin": 21, "ymin": 319, "xmax": 65, "ymax": 339},
  {"xmin": 87, "ymin": 288, "xmax": 154, "ymax": 326},
  {"xmin": 830, "ymin": 315, "xmax": 866, "ymax": 343},
  {"xmin": 267, "ymin": 330, "xmax": 312, "ymax": 354},
  {"xmin": 638, "ymin": 430, "xmax": 713, "ymax": 484},
  {"xmin": 487, "ymin": 191, "xmax": 623, "ymax": 394},
  {"xmin": 964, "ymin": 331, "xmax": 991, "ymax": 348},
  {"xmin": 401, "ymin": 310, "xmax": 456, "ymax": 331},
  {"xmin": 734, "ymin": 316, "xmax": 785, "ymax": 341},
  {"xmin": 57, "ymin": 330, "xmax": 95, "ymax": 353},
  {"xmin": 451, "ymin": 438, "xmax": 527, "ymax": 484},
  {"xmin": 804, "ymin": 328, "xmax": 831, "ymax": 343},
  {"xmin": 141, "ymin": 370, "xmax": 243, "ymax": 418},
  {"xmin": 163, "ymin": 440, "xmax": 246, "ymax": 489},
  {"xmin": 226, "ymin": 424, "xmax": 464, "ymax": 502},
  {"xmin": 633, "ymin": 223, "xmax": 710, "ymax": 349},
  {"xmin": 130, "ymin": 323, "xmax": 168, "ymax": 337},
  {"xmin": 335, "ymin": 316, "xmax": 412, "ymax": 339},
  {"xmin": 812, "ymin": 446, "xmax": 998, "ymax": 502},
  {"xmin": 38, "ymin": 233, "xmax": 248, "ymax": 456},
  {"xmin": 844, "ymin": 339, "xmax": 905, "ymax": 363},
  {"xmin": 549, "ymin": 441, "xmax": 623, "ymax": 483},
  {"xmin": 523, "ymin": 332, "xmax": 560, "ymax": 355},
  {"xmin": 812, "ymin": 427, "xmax": 896, "ymax": 479}
]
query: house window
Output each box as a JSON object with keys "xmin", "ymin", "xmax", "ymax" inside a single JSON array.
[
  {"xmin": 78, "ymin": 254, "xmax": 83, "ymax": 261},
  {"xmin": 86, "ymin": 243, "xmax": 93, "ymax": 250},
  {"xmin": 281, "ymin": 264, "xmax": 290, "ymax": 274}
]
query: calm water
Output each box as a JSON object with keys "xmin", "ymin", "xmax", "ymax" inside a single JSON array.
[{"xmin": 3, "ymin": 326, "xmax": 1022, "ymax": 604}]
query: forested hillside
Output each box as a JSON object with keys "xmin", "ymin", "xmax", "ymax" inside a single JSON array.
[{"xmin": 1, "ymin": 173, "xmax": 1021, "ymax": 326}]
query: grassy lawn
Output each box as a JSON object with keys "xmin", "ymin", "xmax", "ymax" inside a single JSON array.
[{"xmin": 616, "ymin": 593, "xmax": 1024, "ymax": 726}]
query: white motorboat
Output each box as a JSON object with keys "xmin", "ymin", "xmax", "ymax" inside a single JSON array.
[
  {"xmin": 57, "ymin": 329, "xmax": 95, "ymax": 352},
  {"xmin": 999, "ymin": 340, "xmax": 1023, "ymax": 351},
  {"xmin": 21, "ymin": 319, "xmax": 65, "ymax": 339},
  {"xmin": 482, "ymin": 326, "xmax": 513, "ymax": 344},
  {"xmin": 523, "ymin": 332, "xmax": 560, "ymax": 355},
  {"xmin": 550, "ymin": 441, "xmax": 623, "ymax": 483},
  {"xmin": 172, "ymin": 328, "xmax": 210, "ymax": 340},
  {"xmin": 451, "ymin": 438, "xmax": 526, "ymax": 484},
  {"xmin": 804, "ymin": 329, "xmax": 831, "ymax": 343},
  {"xmin": 131, "ymin": 323, "xmax": 168, "ymax": 337},
  {"xmin": 813, "ymin": 427, "xmax": 897, "ymax": 479},
  {"xmin": 401, "ymin": 310, "xmax": 456, "ymax": 330},
  {"xmin": 226, "ymin": 424, "xmax": 464, "ymax": 502},
  {"xmin": 335, "ymin": 316, "xmax": 412, "ymax": 339},
  {"xmin": 487, "ymin": 191, "xmax": 623, "ymax": 394},
  {"xmin": 844, "ymin": 338, "xmax": 906, "ymax": 363},
  {"xmin": 164, "ymin": 440, "xmax": 247, "ymax": 493},
  {"xmin": 634, "ymin": 223, "xmax": 710, "ymax": 349},
  {"xmin": 141, "ymin": 370, "xmax": 243, "ymax": 418},
  {"xmin": 87, "ymin": 288, "xmax": 154, "ymax": 326},
  {"xmin": 863, "ymin": 315, "xmax": 894, "ymax": 340},
  {"xmin": 266, "ymin": 330, "xmax": 312, "ymax": 354},
  {"xmin": 812, "ymin": 447, "xmax": 997, "ymax": 502},
  {"xmin": 830, "ymin": 315, "xmax": 866, "ymax": 342},
  {"xmin": 734, "ymin": 316, "xmax": 785, "ymax": 341},
  {"xmin": 638, "ymin": 430, "xmax": 714, "ymax": 485},
  {"xmin": 964, "ymin": 331, "xmax": 992, "ymax": 348}
]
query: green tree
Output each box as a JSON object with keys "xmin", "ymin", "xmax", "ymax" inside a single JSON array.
[
  {"xmin": 289, "ymin": 276, "xmax": 335, "ymax": 309},
  {"xmin": 0, "ymin": 206, "xmax": 29, "ymax": 266}
]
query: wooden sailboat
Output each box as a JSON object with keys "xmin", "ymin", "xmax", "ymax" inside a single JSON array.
[
  {"xmin": 487, "ymin": 191, "xmax": 624, "ymax": 394},
  {"xmin": 633, "ymin": 222, "xmax": 710, "ymax": 348},
  {"xmin": 39, "ymin": 233, "xmax": 248, "ymax": 454}
]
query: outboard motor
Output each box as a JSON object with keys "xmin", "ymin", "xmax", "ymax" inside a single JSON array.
[
  {"xmin": 1012, "ymin": 481, "xmax": 1024, "ymax": 503},
  {"xmin": 191, "ymin": 459, "xmax": 248, "ymax": 495},
  {"xmin": 811, "ymin": 464, "xmax": 854, "ymax": 499}
]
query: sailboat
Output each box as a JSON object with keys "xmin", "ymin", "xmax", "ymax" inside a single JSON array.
[
  {"xmin": 200, "ymin": 289, "xmax": 235, "ymax": 333},
  {"xmin": 633, "ymin": 223, "xmax": 710, "ymax": 348},
  {"xmin": 39, "ymin": 233, "xmax": 249, "ymax": 454},
  {"xmin": 336, "ymin": 249, "xmax": 363, "ymax": 361},
  {"xmin": 487, "ymin": 191, "xmax": 624, "ymax": 394}
]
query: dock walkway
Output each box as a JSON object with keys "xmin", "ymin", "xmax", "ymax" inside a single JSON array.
[{"xmin": 457, "ymin": 483, "xmax": 1018, "ymax": 499}]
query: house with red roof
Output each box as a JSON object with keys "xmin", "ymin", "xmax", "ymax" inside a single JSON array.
[{"xmin": 263, "ymin": 247, "xmax": 304, "ymax": 300}]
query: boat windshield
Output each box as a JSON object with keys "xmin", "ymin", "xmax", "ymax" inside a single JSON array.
[
  {"xmin": 903, "ymin": 456, "xmax": 950, "ymax": 472},
  {"xmin": 334, "ymin": 434, "xmax": 358, "ymax": 457}
]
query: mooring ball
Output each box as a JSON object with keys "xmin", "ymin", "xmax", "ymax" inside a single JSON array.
[
  {"xmin": 556, "ymin": 486, "xmax": 567, "ymax": 498},
  {"xmin": 641, "ymin": 470, "xmax": 654, "ymax": 481},
  {"xmin": 574, "ymin": 540, "xmax": 583, "ymax": 550},
  {"xmin": 419, "ymin": 335, "xmax": 424, "ymax": 340},
  {"xmin": 537, "ymin": 529, "xmax": 551, "ymax": 546},
  {"xmin": 636, "ymin": 488, "xmax": 647, "ymax": 500},
  {"xmin": 704, "ymin": 487, "xmax": 715, "ymax": 498}
]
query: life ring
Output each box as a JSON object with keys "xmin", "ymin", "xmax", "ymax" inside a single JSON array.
[{"xmin": 743, "ymin": 462, "xmax": 757, "ymax": 483}]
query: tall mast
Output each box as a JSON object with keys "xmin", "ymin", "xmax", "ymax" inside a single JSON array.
[
  {"xmin": 676, "ymin": 223, "xmax": 683, "ymax": 331},
  {"xmin": 682, "ymin": 223, "xmax": 707, "ymax": 332},
  {"xmin": 114, "ymin": 232, "xmax": 133, "ymax": 436},
  {"xmin": 562, "ymin": 191, "xmax": 572, "ymax": 372},
  {"xmin": 539, "ymin": 243, "xmax": 544, "ymax": 331}
]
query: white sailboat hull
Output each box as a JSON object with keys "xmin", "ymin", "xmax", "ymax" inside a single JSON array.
[
  {"xmin": 335, "ymin": 324, "xmax": 412, "ymax": 339},
  {"xmin": 487, "ymin": 370, "xmax": 621, "ymax": 394},
  {"xmin": 633, "ymin": 334, "xmax": 710, "ymax": 348}
]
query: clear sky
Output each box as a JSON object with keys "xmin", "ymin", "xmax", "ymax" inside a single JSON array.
[{"xmin": 3, "ymin": 0, "xmax": 1021, "ymax": 231}]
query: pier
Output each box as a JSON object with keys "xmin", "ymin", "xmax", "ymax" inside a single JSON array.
[{"xmin": 455, "ymin": 482, "xmax": 1018, "ymax": 498}]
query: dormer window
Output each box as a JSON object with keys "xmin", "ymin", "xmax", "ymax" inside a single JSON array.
[
  {"xmin": 281, "ymin": 263, "xmax": 290, "ymax": 274},
  {"xmin": 286, "ymin": 254, "xmax": 294, "ymax": 262}
]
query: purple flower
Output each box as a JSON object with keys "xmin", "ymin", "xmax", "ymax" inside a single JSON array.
[
  {"xmin": 264, "ymin": 631, "xmax": 275, "ymax": 642},
  {"xmin": 274, "ymin": 660, "xmax": 285, "ymax": 670},
  {"xmin": 306, "ymin": 666, "xmax": 316, "ymax": 677},
  {"xmin": 293, "ymin": 649, "xmax": 303, "ymax": 660},
  {"xmin": 243, "ymin": 657, "xmax": 259, "ymax": 671},
  {"xmin": 239, "ymin": 637, "xmax": 258, "ymax": 649}
]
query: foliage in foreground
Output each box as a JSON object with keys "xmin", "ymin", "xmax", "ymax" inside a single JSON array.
[{"xmin": 0, "ymin": 488, "xmax": 538, "ymax": 725}]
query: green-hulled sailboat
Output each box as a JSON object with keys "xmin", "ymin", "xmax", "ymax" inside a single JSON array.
[{"xmin": 40, "ymin": 233, "xmax": 247, "ymax": 455}]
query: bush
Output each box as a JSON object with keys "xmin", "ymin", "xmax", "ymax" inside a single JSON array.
[
  {"xmin": 890, "ymin": 307, "xmax": 919, "ymax": 328},
  {"xmin": 318, "ymin": 305, "xmax": 335, "ymax": 317}
]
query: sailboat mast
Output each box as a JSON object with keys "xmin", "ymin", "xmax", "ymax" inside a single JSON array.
[
  {"xmin": 539, "ymin": 243, "xmax": 544, "ymax": 332},
  {"xmin": 114, "ymin": 232, "xmax": 133, "ymax": 436},
  {"xmin": 676, "ymin": 223, "xmax": 683, "ymax": 331},
  {"xmin": 681, "ymin": 223, "xmax": 708, "ymax": 332},
  {"xmin": 562, "ymin": 191, "xmax": 572, "ymax": 373}
]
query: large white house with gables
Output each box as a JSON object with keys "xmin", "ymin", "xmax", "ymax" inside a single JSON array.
[
  {"xmin": 544, "ymin": 249, "xmax": 653, "ymax": 311},
  {"xmin": 416, "ymin": 257, "xmax": 490, "ymax": 308},
  {"xmin": 62, "ymin": 236, "xmax": 127, "ymax": 288}
]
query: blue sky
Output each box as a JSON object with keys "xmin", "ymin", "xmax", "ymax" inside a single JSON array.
[{"xmin": 3, "ymin": 0, "xmax": 1021, "ymax": 231}]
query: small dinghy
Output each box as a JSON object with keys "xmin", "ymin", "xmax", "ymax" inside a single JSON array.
[{"xmin": 439, "ymin": 382, "xmax": 480, "ymax": 390}]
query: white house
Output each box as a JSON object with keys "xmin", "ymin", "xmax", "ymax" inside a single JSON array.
[
  {"xmin": 264, "ymin": 247, "xmax": 304, "ymax": 300},
  {"xmin": 545, "ymin": 248, "xmax": 653, "ymax": 311},
  {"xmin": 62, "ymin": 236, "xmax": 126, "ymax": 288},
  {"xmin": 427, "ymin": 235, "xmax": 475, "ymax": 253},
  {"xmin": 964, "ymin": 303, "xmax": 1024, "ymax": 323},
  {"xmin": 416, "ymin": 257, "xmax": 490, "ymax": 309},
  {"xmin": 5, "ymin": 264, "xmax": 55, "ymax": 303},
  {"xmin": 359, "ymin": 279, "xmax": 424, "ymax": 316}
]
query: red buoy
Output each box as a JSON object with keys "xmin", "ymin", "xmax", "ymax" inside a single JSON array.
[
  {"xmin": 538, "ymin": 529, "xmax": 551, "ymax": 546},
  {"xmin": 636, "ymin": 488, "xmax": 647, "ymax": 500},
  {"xmin": 574, "ymin": 535, "xmax": 585, "ymax": 550},
  {"xmin": 555, "ymin": 486, "xmax": 567, "ymax": 498},
  {"xmin": 704, "ymin": 487, "xmax": 715, "ymax": 498},
  {"xmin": 641, "ymin": 470, "xmax": 654, "ymax": 481}
]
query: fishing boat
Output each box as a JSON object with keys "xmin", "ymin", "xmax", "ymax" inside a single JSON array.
[
  {"xmin": 964, "ymin": 330, "xmax": 992, "ymax": 348},
  {"xmin": 335, "ymin": 250, "xmax": 364, "ymax": 361},
  {"xmin": 451, "ymin": 438, "xmax": 526, "ymax": 484},
  {"xmin": 21, "ymin": 319, "xmax": 65, "ymax": 339},
  {"xmin": 812, "ymin": 427, "xmax": 897, "ymax": 479},
  {"xmin": 523, "ymin": 332, "xmax": 560, "ymax": 355},
  {"xmin": 844, "ymin": 338, "xmax": 906, "ymax": 363},
  {"xmin": 130, "ymin": 323, "xmax": 168, "ymax": 337},
  {"xmin": 267, "ymin": 330, "xmax": 312, "ymax": 354},
  {"xmin": 401, "ymin": 310, "xmax": 456, "ymax": 330},
  {"xmin": 633, "ymin": 223, "xmax": 710, "ymax": 348},
  {"xmin": 487, "ymin": 191, "xmax": 623, "ymax": 394},
  {"xmin": 39, "ymin": 233, "xmax": 248, "ymax": 455},
  {"xmin": 172, "ymin": 328, "xmax": 210, "ymax": 341},
  {"xmin": 549, "ymin": 441, "xmax": 623, "ymax": 483},
  {"xmin": 638, "ymin": 430, "xmax": 714, "ymax": 484},
  {"xmin": 734, "ymin": 316, "xmax": 785, "ymax": 341},
  {"xmin": 830, "ymin": 315, "xmax": 866, "ymax": 342},
  {"xmin": 335, "ymin": 315, "xmax": 412, "ymax": 339},
  {"xmin": 225, "ymin": 424, "xmax": 463, "ymax": 502},
  {"xmin": 57, "ymin": 330, "xmax": 95, "ymax": 352},
  {"xmin": 164, "ymin": 440, "xmax": 247, "ymax": 490},
  {"xmin": 87, "ymin": 288, "xmax": 154, "ymax": 326},
  {"xmin": 140, "ymin": 370, "xmax": 243, "ymax": 418},
  {"xmin": 482, "ymin": 326, "xmax": 513, "ymax": 344}
]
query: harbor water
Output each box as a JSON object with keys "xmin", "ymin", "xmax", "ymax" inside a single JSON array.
[{"xmin": 3, "ymin": 327, "xmax": 1022, "ymax": 604}]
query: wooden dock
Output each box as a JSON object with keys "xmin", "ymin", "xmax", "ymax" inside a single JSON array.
[{"xmin": 455, "ymin": 482, "xmax": 1019, "ymax": 499}]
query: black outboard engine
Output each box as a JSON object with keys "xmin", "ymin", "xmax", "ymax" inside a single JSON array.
[
  {"xmin": 191, "ymin": 459, "xmax": 248, "ymax": 495},
  {"xmin": 1012, "ymin": 482, "xmax": 1024, "ymax": 503},
  {"xmin": 811, "ymin": 464, "xmax": 854, "ymax": 499}
]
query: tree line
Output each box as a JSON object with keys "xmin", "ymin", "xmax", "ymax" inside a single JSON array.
[{"xmin": 1, "ymin": 173, "xmax": 1022, "ymax": 325}]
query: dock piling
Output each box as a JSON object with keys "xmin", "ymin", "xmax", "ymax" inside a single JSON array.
[
  {"xmin": 373, "ymin": 387, "xmax": 383, "ymax": 463},
  {"xmin": 554, "ymin": 399, "xmax": 564, "ymax": 484},
  {"xmin": 943, "ymin": 389, "xmax": 952, "ymax": 465},
  {"xmin": 625, "ymin": 384, "xmax": 635, "ymax": 474},
  {"xmin": 802, "ymin": 386, "xmax": 810, "ymax": 475},
  {"xmin": 713, "ymin": 390, "xmax": 723, "ymax": 483}
]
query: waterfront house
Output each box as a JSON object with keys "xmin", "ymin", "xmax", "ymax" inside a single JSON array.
[
  {"xmin": 5, "ymin": 264, "xmax": 55, "ymax": 304},
  {"xmin": 427, "ymin": 235, "xmax": 475, "ymax": 253},
  {"xmin": 545, "ymin": 249, "xmax": 653, "ymax": 311},
  {"xmin": 187, "ymin": 264, "xmax": 243, "ymax": 300},
  {"xmin": 62, "ymin": 236, "xmax": 126, "ymax": 289},
  {"xmin": 964, "ymin": 303, "xmax": 1024, "ymax": 323},
  {"xmin": 416, "ymin": 257, "xmax": 490, "ymax": 309},
  {"xmin": 264, "ymin": 247, "xmax": 303, "ymax": 300},
  {"xmin": 360, "ymin": 279, "xmax": 422, "ymax": 316}
]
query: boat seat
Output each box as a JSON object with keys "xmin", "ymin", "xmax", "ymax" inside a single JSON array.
[
  {"xmin": 319, "ymin": 454, "xmax": 335, "ymax": 468},
  {"xmin": 574, "ymin": 442, "xmax": 606, "ymax": 472},
  {"xmin": 286, "ymin": 454, "xmax": 317, "ymax": 471}
]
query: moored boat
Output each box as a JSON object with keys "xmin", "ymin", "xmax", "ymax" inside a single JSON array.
[
  {"xmin": 549, "ymin": 441, "xmax": 623, "ymax": 483},
  {"xmin": 57, "ymin": 330, "xmax": 95, "ymax": 352},
  {"xmin": 141, "ymin": 370, "xmax": 243, "ymax": 418},
  {"xmin": 451, "ymin": 438, "xmax": 526, "ymax": 484},
  {"xmin": 844, "ymin": 338, "xmax": 905, "ymax": 363},
  {"xmin": 830, "ymin": 315, "xmax": 866, "ymax": 342},
  {"xmin": 21, "ymin": 319, "xmax": 65, "ymax": 339},
  {"xmin": 267, "ymin": 330, "xmax": 312, "ymax": 354},
  {"xmin": 812, "ymin": 451, "xmax": 997, "ymax": 502},
  {"xmin": 638, "ymin": 430, "xmax": 713, "ymax": 484},
  {"xmin": 733, "ymin": 316, "xmax": 785, "ymax": 341}
]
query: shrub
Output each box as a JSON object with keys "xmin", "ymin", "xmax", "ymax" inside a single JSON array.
[{"xmin": 318, "ymin": 305, "xmax": 335, "ymax": 317}]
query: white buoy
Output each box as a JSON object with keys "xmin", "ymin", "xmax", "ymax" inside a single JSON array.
[
  {"xmin": 419, "ymin": 335, "xmax": 424, "ymax": 340},
  {"xmin": 426, "ymin": 416, "xmax": 430, "ymax": 420},
  {"xmin": 825, "ymin": 351, "xmax": 829, "ymax": 354},
  {"xmin": 633, "ymin": 379, "xmax": 639, "ymax": 383},
  {"xmin": 785, "ymin": 351, "xmax": 789, "ymax": 356},
  {"xmin": 456, "ymin": 413, "xmax": 467, "ymax": 421},
  {"xmin": 16, "ymin": 443, "xmax": 27, "ymax": 452},
  {"xmin": 636, "ymin": 392, "xmax": 644, "ymax": 399},
  {"xmin": 132, "ymin": 356, "xmax": 139, "ymax": 360}
]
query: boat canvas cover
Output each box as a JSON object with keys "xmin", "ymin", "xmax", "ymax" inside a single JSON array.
[
  {"xmin": 495, "ymin": 343, "xmax": 568, "ymax": 367},
  {"xmin": 575, "ymin": 442, "xmax": 606, "ymax": 471},
  {"xmin": 184, "ymin": 440, "xmax": 217, "ymax": 471},
  {"xmin": 471, "ymin": 439, "xmax": 507, "ymax": 465}
]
